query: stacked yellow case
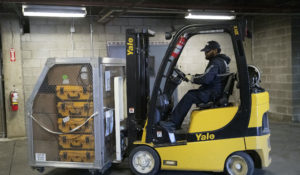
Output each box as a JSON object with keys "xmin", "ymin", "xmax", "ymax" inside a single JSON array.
[{"xmin": 55, "ymin": 85, "xmax": 95, "ymax": 162}]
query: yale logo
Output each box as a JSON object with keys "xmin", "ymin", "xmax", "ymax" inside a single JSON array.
[
  {"xmin": 196, "ymin": 133, "xmax": 215, "ymax": 141},
  {"xmin": 234, "ymin": 26, "xmax": 239, "ymax": 36},
  {"xmin": 127, "ymin": 37, "xmax": 134, "ymax": 55}
]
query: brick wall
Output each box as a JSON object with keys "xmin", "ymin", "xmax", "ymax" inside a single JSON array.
[
  {"xmin": 1, "ymin": 16, "xmax": 254, "ymax": 137},
  {"xmin": 6, "ymin": 17, "xmax": 254, "ymax": 136},
  {"xmin": 2, "ymin": 17, "xmax": 192, "ymax": 137},
  {"xmin": 4, "ymin": 15, "xmax": 295, "ymax": 137},
  {"xmin": 292, "ymin": 17, "xmax": 300, "ymax": 122},
  {"xmin": 21, "ymin": 17, "xmax": 190, "ymax": 101},
  {"xmin": 253, "ymin": 16, "xmax": 293, "ymax": 121}
]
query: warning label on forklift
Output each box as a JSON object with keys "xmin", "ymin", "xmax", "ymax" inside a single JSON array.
[
  {"xmin": 35, "ymin": 153, "xmax": 46, "ymax": 162},
  {"xmin": 129, "ymin": 108, "xmax": 134, "ymax": 113},
  {"xmin": 157, "ymin": 131, "xmax": 162, "ymax": 138}
]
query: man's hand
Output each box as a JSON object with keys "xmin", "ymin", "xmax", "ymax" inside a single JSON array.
[{"xmin": 186, "ymin": 74, "xmax": 194, "ymax": 82}]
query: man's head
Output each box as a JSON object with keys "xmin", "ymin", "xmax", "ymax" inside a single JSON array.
[{"xmin": 201, "ymin": 41, "xmax": 221, "ymax": 60}]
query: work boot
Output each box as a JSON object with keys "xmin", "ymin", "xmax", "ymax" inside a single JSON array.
[{"xmin": 159, "ymin": 121, "xmax": 176, "ymax": 133}]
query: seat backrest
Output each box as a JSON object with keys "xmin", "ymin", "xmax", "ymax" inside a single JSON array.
[
  {"xmin": 196, "ymin": 73, "xmax": 235, "ymax": 109},
  {"xmin": 216, "ymin": 73, "xmax": 235, "ymax": 106}
]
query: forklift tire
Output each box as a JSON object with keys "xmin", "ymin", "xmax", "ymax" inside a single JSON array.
[
  {"xmin": 225, "ymin": 152, "xmax": 254, "ymax": 175},
  {"xmin": 129, "ymin": 146, "xmax": 160, "ymax": 175}
]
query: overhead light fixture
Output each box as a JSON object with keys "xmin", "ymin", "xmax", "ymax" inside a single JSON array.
[
  {"xmin": 22, "ymin": 5, "xmax": 87, "ymax": 18},
  {"xmin": 185, "ymin": 12, "xmax": 235, "ymax": 20}
]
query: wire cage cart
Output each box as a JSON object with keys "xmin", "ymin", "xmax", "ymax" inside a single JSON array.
[{"xmin": 26, "ymin": 57, "xmax": 126, "ymax": 173}]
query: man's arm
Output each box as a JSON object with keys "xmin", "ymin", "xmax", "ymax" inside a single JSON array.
[{"xmin": 192, "ymin": 65, "xmax": 219, "ymax": 85}]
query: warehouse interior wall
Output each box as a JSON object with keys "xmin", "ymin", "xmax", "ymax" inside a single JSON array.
[
  {"xmin": 1, "ymin": 14, "xmax": 299, "ymax": 137},
  {"xmin": 252, "ymin": 16, "xmax": 293, "ymax": 121},
  {"xmin": 20, "ymin": 17, "xmax": 191, "ymax": 101},
  {"xmin": 291, "ymin": 16, "xmax": 300, "ymax": 122},
  {"xmin": 1, "ymin": 16, "xmax": 191, "ymax": 137},
  {"xmin": 0, "ymin": 16, "xmax": 255, "ymax": 137}
]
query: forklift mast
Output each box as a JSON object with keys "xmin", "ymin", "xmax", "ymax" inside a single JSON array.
[{"xmin": 126, "ymin": 28, "xmax": 154, "ymax": 146}]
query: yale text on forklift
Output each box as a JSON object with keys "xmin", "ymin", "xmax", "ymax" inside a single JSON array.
[
  {"xmin": 127, "ymin": 37, "xmax": 134, "ymax": 55},
  {"xmin": 195, "ymin": 132, "xmax": 215, "ymax": 141}
]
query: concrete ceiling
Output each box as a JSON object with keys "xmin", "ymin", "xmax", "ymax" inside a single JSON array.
[{"xmin": 1, "ymin": 0, "xmax": 300, "ymax": 23}]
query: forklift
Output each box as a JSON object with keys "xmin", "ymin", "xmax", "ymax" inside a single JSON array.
[{"xmin": 125, "ymin": 23, "xmax": 271, "ymax": 175}]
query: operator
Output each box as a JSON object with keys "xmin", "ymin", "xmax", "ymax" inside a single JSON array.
[{"xmin": 160, "ymin": 40, "xmax": 231, "ymax": 131}]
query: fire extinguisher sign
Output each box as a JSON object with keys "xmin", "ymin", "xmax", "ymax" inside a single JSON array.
[{"xmin": 10, "ymin": 48, "xmax": 16, "ymax": 62}]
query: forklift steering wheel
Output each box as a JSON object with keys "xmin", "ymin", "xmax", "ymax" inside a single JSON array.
[{"xmin": 174, "ymin": 68, "xmax": 188, "ymax": 82}]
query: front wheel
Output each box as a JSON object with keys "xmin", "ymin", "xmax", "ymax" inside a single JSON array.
[
  {"xmin": 129, "ymin": 146, "xmax": 160, "ymax": 175},
  {"xmin": 225, "ymin": 152, "xmax": 254, "ymax": 175}
]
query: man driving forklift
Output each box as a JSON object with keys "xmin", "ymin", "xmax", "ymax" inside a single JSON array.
[
  {"xmin": 160, "ymin": 40, "xmax": 231, "ymax": 131},
  {"xmin": 129, "ymin": 24, "xmax": 271, "ymax": 175}
]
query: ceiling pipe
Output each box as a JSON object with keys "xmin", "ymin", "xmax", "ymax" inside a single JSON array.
[
  {"xmin": 97, "ymin": 8, "xmax": 186, "ymax": 23},
  {"xmin": 97, "ymin": 9, "xmax": 115, "ymax": 23},
  {"xmin": 126, "ymin": 9, "xmax": 186, "ymax": 14},
  {"xmin": 97, "ymin": 0, "xmax": 146, "ymax": 24},
  {"xmin": 119, "ymin": 15, "xmax": 184, "ymax": 18}
]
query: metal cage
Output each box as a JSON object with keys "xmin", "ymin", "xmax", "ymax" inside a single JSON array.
[{"xmin": 26, "ymin": 57, "xmax": 125, "ymax": 171}]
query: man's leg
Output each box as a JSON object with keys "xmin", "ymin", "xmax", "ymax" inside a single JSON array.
[{"xmin": 171, "ymin": 89, "xmax": 203, "ymax": 128}]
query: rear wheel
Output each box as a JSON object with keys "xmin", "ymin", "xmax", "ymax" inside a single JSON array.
[
  {"xmin": 225, "ymin": 152, "xmax": 254, "ymax": 175},
  {"xmin": 129, "ymin": 146, "xmax": 160, "ymax": 175}
]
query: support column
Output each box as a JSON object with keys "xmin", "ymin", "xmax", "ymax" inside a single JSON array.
[{"xmin": 1, "ymin": 15, "xmax": 26, "ymax": 137}]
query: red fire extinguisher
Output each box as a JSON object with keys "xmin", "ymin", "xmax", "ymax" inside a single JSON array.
[
  {"xmin": 10, "ymin": 90, "xmax": 18, "ymax": 111},
  {"xmin": 170, "ymin": 34, "xmax": 188, "ymax": 60}
]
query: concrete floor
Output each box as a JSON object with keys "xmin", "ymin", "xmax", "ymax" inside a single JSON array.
[{"xmin": 0, "ymin": 121, "xmax": 300, "ymax": 175}]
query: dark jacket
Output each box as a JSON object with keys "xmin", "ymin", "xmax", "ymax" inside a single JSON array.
[{"xmin": 193, "ymin": 54, "xmax": 231, "ymax": 102}]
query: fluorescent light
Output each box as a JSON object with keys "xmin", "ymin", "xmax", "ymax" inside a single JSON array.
[
  {"xmin": 23, "ymin": 12, "xmax": 86, "ymax": 18},
  {"xmin": 185, "ymin": 13, "xmax": 235, "ymax": 20},
  {"xmin": 22, "ymin": 5, "xmax": 86, "ymax": 18}
]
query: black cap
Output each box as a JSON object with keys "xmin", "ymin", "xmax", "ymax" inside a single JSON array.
[{"xmin": 201, "ymin": 41, "xmax": 221, "ymax": 52}]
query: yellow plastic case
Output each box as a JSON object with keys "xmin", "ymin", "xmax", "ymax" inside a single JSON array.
[
  {"xmin": 57, "ymin": 102, "xmax": 94, "ymax": 117},
  {"xmin": 56, "ymin": 85, "xmax": 93, "ymax": 101},
  {"xmin": 59, "ymin": 150, "xmax": 95, "ymax": 162},
  {"xmin": 58, "ymin": 134, "xmax": 95, "ymax": 149},
  {"xmin": 57, "ymin": 118, "xmax": 94, "ymax": 133}
]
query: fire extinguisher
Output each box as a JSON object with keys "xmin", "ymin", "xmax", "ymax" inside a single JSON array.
[
  {"xmin": 10, "ymin": 90, "xmax": 18, "ymax": 111},
  {"xmin": 170, "ymin": 34, "xmax": 188, "ymax": 60}
]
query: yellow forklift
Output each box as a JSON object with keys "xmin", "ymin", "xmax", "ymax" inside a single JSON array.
[{"xmin": 125, "ymin": 23, "xmax": 271, "ymax": 175}]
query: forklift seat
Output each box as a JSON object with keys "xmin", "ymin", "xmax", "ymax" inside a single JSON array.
[{"xmin": 196, "ymin": 73, "xmax": 236, "ymax": 109}]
